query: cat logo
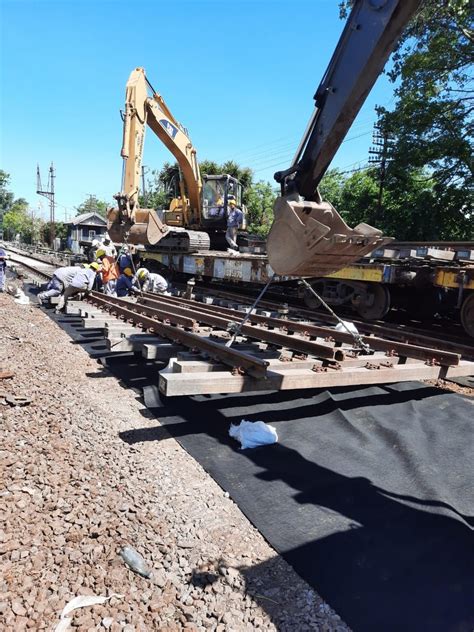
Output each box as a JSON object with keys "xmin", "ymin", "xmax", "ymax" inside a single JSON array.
[{"xmin": 159, "ymin": 119, "xmax": 178, "ymax": 139}]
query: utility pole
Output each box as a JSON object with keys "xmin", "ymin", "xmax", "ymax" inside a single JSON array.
[
  {"xmin": 368, "ymin": 125, "xmax": 392, "ymax": 223},
  {"xmin": 37, "ymin": 162, "xmax": 56, "ymax": 248}
]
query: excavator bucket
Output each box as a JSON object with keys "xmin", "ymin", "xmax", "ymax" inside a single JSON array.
[
  {"xmin": 107, "ymin": 208, "xmax": 169, "ymax": 246},
  {"xmin": 266, "ymin": 196, "xmax": 392, "ymax": 278}
]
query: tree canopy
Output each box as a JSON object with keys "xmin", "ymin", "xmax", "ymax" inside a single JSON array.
[
  {"xmin": 75, "ymin": 195, "xmax": 109, "ymax": 218},
  {"xmin": 337, "ymin": 0, "xmax": 473, "ymax": 239},
  {"xmin": 0, "ymin": 170, "xmax": 44, "ymax": 242}
]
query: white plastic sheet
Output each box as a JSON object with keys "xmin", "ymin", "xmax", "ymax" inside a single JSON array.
[
  {"xmin": 335, "ymin": 320, "xmax": 359, "ymax": 335},
  {"xmin": 229, "ymin": 419, "xmax": 278, "ymax": 449},
  {"xmin": 14, "ymin": 290, "xmax": 30, "ymax": 305},
  {"xmin": 54, "ymin": 593, "xmax": 123, "ymax": 631}
]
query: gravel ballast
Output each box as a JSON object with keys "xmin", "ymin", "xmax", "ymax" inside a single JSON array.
[{"xmin": 0, "ymin": 292, "xmax": 349, "ymax": 631}]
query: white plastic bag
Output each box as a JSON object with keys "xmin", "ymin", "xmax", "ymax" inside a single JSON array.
[
  {"xmin": 14, "ymin": 289, "xmax": 30, "ymax": 305},
  {"xmin": 335, "ymin": 320, "xmax": 358, "ymax": 335},
  {"xmin": 54, "ymin": 593, "xmax": 123, "ymax": 631},
  {"xmin": 229, "ymin": 419, "xmax": 278, "ymax": 449}
]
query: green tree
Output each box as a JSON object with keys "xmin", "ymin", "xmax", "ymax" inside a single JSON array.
[
  {"xmin": 0, "ymin": 170, "xmax": 14, "ymax": 216},
  {"xmin": 319, "ymin": 169, "xmax": 345, "ymax": 211},
  {"xmin": 339, "ymin": 0, "xmax": 473, "ymax": 239},
  {"xmin": 245, "ymin": 181, "xmax": 277, "ymax": 237},
  {"xmin": 3, "ymin": 199, "xmax": 31, "ymax": 240},
  {"xmin": 75, "ymin": 195, "xmax": 109, "ymax": 218}
]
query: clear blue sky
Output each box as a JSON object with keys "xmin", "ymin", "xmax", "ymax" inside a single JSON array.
[{"xmin": 1, "ymin": 0, "xmax": 396, "ymax": 222}]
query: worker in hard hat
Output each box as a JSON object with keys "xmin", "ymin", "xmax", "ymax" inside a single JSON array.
[
  {"xmin": 115, "ymin": 267, "xmax": 136, "ymax": 297},
  {"xmin": 96, "ymin": 248, "xmax": 120, "ymax": 296},
  {"xmin": 55, "ymin": 262, "xmax": 101, "ymax": 312},
  {"xmin": 226, "ymin": 199, "xmax": 243, "ymax": 252},
  {"xmin": 88, "ymin": 238, "xmax": 101, "ymax": 263},
  {"xmin": 132, "ymin": 267, "xmax": 168, "ymax": 294},
  {"xmin": 117, "ymin": 245, "xmax": 133, "ymax": 273},
  {"xmin": 99, "ymin": 234, "xmax": 117, "ymax": 257},
  {"xmin": 37, "ymin": 264, "xmax": 88, "ymax": 305}
]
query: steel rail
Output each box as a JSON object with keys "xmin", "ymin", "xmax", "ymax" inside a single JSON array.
[
  {"xmin": 89, "ymin": 292, "xmax": 197, "ymax": 329},
  {"xmin": 137, "ymin": 294, "xmax": 460, "ymax": 366},
  {"xmin": 6, "ymin": 253, "xmax": 54, "ymax": 280},
  {"xmin": 135, "ymin": 295, "xmax": 345, "ymax": 361},
  {"xmin": 179, "ymin": 283, "xmax": 474, "ymax": 356},
  {"xmin": 86, "ymin": 292, "xmax": 269, "ymax": 378}
]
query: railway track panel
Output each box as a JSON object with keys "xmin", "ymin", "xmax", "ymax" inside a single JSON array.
[
  {"xmin": 5, "ymin": 246, "xmax": 474, "ymax": 397},
  {"xmin": 75, "ymin": 293, "xmax": 474, "ymax": 398}
]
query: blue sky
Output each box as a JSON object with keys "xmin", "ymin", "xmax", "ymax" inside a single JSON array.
[{"xmin": 1, "ymin": 0, "xmax": 396, "ymax": 221}]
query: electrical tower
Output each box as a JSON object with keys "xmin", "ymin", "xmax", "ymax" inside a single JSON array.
[
  {"xmin": 36, "ymin": 163, "xmax": 56, "ymax": 247},
  {"xmin": 368, "ymin": 125, "xmax": 392, "ymax": 223}
]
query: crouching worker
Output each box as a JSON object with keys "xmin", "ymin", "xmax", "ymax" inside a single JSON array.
[
  {"xmin": 37, "ymin": 265, "xmax": 83, "ymax": 305},
  {"xmin": 132, "ymin": 267, "xmax": 168, "ymax": 294},
  {"xmin": 116, "ymin": 267, "xmax": 136, "ymax": 297},
  {"xmin": 55, "ymin": 262, "xmax": 101, "ymax": 312}
]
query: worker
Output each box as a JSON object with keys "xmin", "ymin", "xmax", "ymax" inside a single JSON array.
[
  {"xmin": 226, "ymin": 199, "xmax": 243, "ymax": 251},
  {"xmin": 117, "ymin": 245, "xmax": 133, "ymax": 273},
  {"xmin": 132, "ymin": 267, "xmax": 168, "ymax": 294},
  {"xmin": 115, "ymin": 267, "xmax": 135, "ymax": 297},
  {"xmin": 96, "ymin": 248, "xmax": 120, "ymax": 295},
  {"xmin": 37, "ymin": 265, "xmax": 83, "ymax": 304},
  {"xmin": 0, "ymin": 248, "xmax": 7, "ymax": 292},
  {"xmin": 208, "ymin": 195, "xmax": 225, "ymax": 218},
  {"xmin": 55, "ymin": 262, "xmax": 100, "ymax": 312},
  {"xmin": 88, "ymin": 238, "xmax": 100, "ymax": 262},
  {"xmin": 100, "ymin": 234, "xmax": 117, "ymax": 257}
]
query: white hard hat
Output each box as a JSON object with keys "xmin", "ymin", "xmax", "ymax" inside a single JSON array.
[{"xmin": 91, "ymin": 239, "xmax": 100, "ymax": 247}]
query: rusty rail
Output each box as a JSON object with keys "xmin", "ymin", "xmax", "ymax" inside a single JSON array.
[
  {"xmin": 87, "ymin": 292, "xmax": 269, "ymax": 378},
  {"xmin": 138, "ymin": 294, "xmax": 460, "ymax": 366}
]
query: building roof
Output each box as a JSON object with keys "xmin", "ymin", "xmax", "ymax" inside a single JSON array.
[{"xmin": 67, "ymin": 212, "xmax": 107, "ymax": 226}]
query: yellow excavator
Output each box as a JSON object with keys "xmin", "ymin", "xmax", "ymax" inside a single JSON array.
[
  {"xmin": 107, "ymin": 67, "xmax": 246, "ymax": 252},
  {"xmin": 108, "ymin": 0, "xmax": 421, "ymax": 276}
]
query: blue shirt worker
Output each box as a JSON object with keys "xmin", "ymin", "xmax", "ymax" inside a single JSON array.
[
  {"xmin": 117, "ymin": 246, "xmax": 133, "ymax": 273},
  {"xmin": 226, "ymin": 200, "xmax": 243, "ymax": 251},
  {"xmin": 116, "ymin": 267, "xmax": 135, "ymax": 297},
  {"xmin": 0, "ymin": 248, "xmax": 7, "ymax": 292}
]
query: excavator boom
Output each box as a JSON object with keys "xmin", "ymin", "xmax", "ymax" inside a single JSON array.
[
  {"xmin": 108, "ymin": 67, "xmax": 203, "ymax": 245},
  {"xmin": 267, "ymin": 0, "xmax": 421, "ymax": 277}
]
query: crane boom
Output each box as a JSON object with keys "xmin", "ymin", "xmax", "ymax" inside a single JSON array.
[{"xmin": 281, "ymin": 0, "xmax": 421, "ymax": 199}]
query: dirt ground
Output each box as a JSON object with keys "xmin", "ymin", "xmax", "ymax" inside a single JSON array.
[
  {"xmin": 425, "ymin": 378, "xmax": 474, "ymax": 397},
  {"xmin": 0, "ymin": 291, "xmax": 349, "ymax": 631}
]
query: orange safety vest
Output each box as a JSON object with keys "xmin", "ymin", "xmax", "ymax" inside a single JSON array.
[{"xmin": 100, "ymin": 256, "xmax": 120, "ymax": 283}]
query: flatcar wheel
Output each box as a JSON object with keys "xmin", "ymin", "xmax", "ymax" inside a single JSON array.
[
  {"xmin": 460, "ymin": 292, "xmax": 474, "ymax": 338},
  {"xmin": 303, "ymin": 282, "xmax": 323, "ymax": 310},
  {"xmin": 355, "ymin": 284, "xmax": 391, "ymax": 320}
]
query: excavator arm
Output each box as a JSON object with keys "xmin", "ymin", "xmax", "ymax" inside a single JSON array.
[
  {"xmin": 267, "ymin": 0, "xmax": 421, "ymax": 277},
  {"xmin": 108, "ymin": 67, "xmax": 202, "ymax": 245}
]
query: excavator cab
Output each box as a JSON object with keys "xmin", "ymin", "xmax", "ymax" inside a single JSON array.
[{"xmin": 201, "ymin": 175, "xmax": 245, "ymax": 229}]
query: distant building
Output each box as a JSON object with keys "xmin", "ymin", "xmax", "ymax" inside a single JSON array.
[{"xmin": 66, "ymin": 212, "xmax": 107, "ymax": 252}]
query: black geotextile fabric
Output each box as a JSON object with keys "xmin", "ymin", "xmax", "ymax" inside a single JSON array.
[
  {"xmin": 30, "ymin": 286, "xmax": 474, "ymax": 632},
  {"xmin": 140, "ymin": 384, "xmax": 474, "ymax": 632}
]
